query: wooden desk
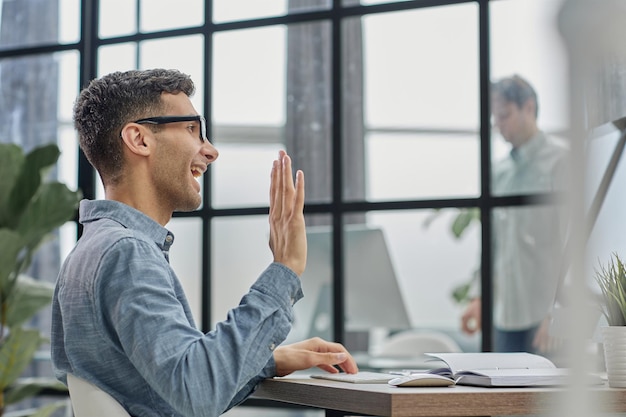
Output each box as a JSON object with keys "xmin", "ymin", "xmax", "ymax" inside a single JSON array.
[{"xmin": 252, "ymin": 376, "xmax": 626, "ymax": 417}]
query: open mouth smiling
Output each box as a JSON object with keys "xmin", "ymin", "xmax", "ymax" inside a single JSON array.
[
  {"xmin": 191, "ymin": 167, "xmax": 202, "ymax": 178},
  {"xmin": 191, "ymin": 164, "xmax": 206, "ymax": 179}
]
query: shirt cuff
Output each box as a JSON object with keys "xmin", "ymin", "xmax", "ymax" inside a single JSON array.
[{"xmin": 252, "ymin": 262, "xmax": 304, "ymax": 308}]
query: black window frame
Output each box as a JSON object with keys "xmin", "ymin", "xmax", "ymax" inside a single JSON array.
[{"xmin": 0, "ymin": 0, "xmax": 562, "ymax": 355}]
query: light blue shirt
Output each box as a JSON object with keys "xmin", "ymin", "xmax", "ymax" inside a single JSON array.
[
  {"xmin": 492, "ymin": 132, "xmax": 569, "ymax": 330},
  {"xmin": 51, "ymin": 199, "xmax": 303, "ymax": 417}
]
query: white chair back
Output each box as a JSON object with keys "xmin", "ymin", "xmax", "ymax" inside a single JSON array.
[
  {"xmin": 67, "ymin": 374, "xmax": 131, "ymax": 417},
  {"xmin": 376, "ymin": 330, "xmax": 462, "ymax": 357}
]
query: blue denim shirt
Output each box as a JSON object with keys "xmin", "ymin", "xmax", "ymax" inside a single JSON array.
[{"xmin": 51, "ymin": 199, "xmax": 303, "ymax": 417}]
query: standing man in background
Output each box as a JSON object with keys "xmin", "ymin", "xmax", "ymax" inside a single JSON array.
[{"xmin": 461, "ymin": 74, "xmax": 569, "ymax": 354}]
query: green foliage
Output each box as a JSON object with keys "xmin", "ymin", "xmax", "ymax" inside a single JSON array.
[
  {"xmin": 0, "ymin": 143, "xmax": 81, "ymax": 414},
  {"xmin": 450, "ymin": 208, "xmax": 480, "ymax": 239},
  {"xmin": 5, "ymin": 377, "xmax": 67, "ymax": 405},
  {"xmin": 451, "ymin": 268, "xmax": 480, "ymax": 304},
  {"xmin": 29, "ymin": 401, "xmax": 67, "ymax": 417},
  {"xmin": 0, "ymin": 329, "xmax": 44, "ymax": 389},
  {"xmin": 6, "ymin": 277, "xmax": 56, "ymax": 329},
  {"xmin": 423, "ymin": 207, "xmax": 480, "ymax": 240},
  {"xmin": 595, "ymin": 253, "xmax": 626, "ymax": 326},
  {"xmin": 423, "ymin": 207, "xmax": 481, "ymax": 304},
  {"xmin": 26, "ymin": 401, "xmax": 67, "ymax": 417},
  {"xmin": 5, "ymin": 400, "xmax": 67, "ymax": 417}
]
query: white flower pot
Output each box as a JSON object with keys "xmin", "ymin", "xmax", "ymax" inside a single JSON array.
[{"xmin": 601, "ymin": 326, "xmax": 626, "ymax": 387}]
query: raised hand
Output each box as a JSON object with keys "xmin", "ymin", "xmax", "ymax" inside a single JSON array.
[{"xmin": 268, "ymin": 150, "xmax": 307, "ymax": 276}]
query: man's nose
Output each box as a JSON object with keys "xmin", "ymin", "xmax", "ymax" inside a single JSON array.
[{"xmin": 202, "ymin": 141, "xmax": 219, "ymax": 162}]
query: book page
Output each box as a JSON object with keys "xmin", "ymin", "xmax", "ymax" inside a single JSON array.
[
  {"xmin": 425, "ymin": 352, "xmax": 557, "ymax": 374},
  {"xmin": 455, "ymin": 368, "xmax": 570, "ymax": 387}
]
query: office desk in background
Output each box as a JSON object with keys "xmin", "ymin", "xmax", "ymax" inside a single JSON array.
[{"xmin": 251, "ymin": 376, "xmax": 626, "ymax": 417}]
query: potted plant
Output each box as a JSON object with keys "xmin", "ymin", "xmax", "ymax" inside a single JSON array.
[
  {"xmin": 594, "ymin": 252, "xmax": 626, "ymax": 387},
  {"xmin": 0, "ymin": 142, "xmax": 82, "ymax": 416}
]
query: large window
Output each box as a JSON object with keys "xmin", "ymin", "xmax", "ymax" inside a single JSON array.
[{"xmin": 2, "ymin": 0, "xmax": 599, "ymax": 415}]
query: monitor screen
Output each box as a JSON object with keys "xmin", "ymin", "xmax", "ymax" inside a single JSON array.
[{"xmin": 284, "ymin": 224, "xmax": 412, "ymax": 344}]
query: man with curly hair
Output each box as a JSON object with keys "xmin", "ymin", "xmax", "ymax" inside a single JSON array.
[{"xmin": 51, "ymin": 68, "xmax": 357, "ymax": 417}]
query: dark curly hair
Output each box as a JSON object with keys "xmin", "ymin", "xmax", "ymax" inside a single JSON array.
[
  {"xmin": 73, "ymin": 69, "xmax": 195, "ymax": 185},
  {"xmin": 491, "ymin": 74, "xmax": 538, "ymax": 119}
]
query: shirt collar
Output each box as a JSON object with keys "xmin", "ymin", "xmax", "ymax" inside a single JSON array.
[
  {"xmin": 510, "ymin": 131, "xmax": 546, "ymax": 163},
  {"xmin": 78, "ymin": 199, "xmax": 174, "ymax": 251}
]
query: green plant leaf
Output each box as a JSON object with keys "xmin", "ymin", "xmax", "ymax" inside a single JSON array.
[
  {"xmin": 595, "ymin": 253, "xmax": 626, "ymax": 326},
  {"xmin": 421, "ymin": 208, "xmax": 443, "ymax": 229},
  {"xmin": 5, "ymin": 377, "xmax": 67, "ymax": 405},
  {"xmin": 7, "ymin": 144, "xmax": 61, "ymax": 229},
  {"xmin": 24, "ymin": 401, "xmax": 68, "ymax": 417},
  {"xmin": 452, "ymin": 282, "xmax": 472, "ymax": 304},
  {"xmin": 0, "ymin": 144, "xmax": 24, "ymax": 227},
  {"xmin": 0, "ymin": 143, "xmax": 81, "ymax": 414},
  {"xmin": 5, "ymin": 276, "xmax": 54, "ymax": 328},
  {"xmin": 17, "ymin": 182, "xmax": 81, "ymax": 249},
  {"xmin": 0, "ymin": 229, "xmax": 24, "ymax": 298},
  {"xmin": 0, "ymin": 328, "xmax": 44, "ymax": 390},
  {"xmin": 451, "ymin": 208, "xmax": 479, "ymax": 239}
]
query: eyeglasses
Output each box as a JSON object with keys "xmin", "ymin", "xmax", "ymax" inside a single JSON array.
[{"xmin": 133, "ymin": 115, "xmax": 208, "ymax": 143}]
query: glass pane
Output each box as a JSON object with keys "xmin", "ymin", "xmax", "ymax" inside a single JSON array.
[
  {"xmin": 345, "ymin": 222, "xmax": 411, "ymax": 353},
  {"xmin": 289, "ymin": 210, "xmax": 481, "ymax": 354},
  {"xmin": 58, "ymin": 52, "xmax": 80, "ymax": 122},
  {"xmin": 0, "ymin": 50, "xmax": 80, "ymax": 273},
  {"xmin": 490, "ymin": 204, "xmax": 565, "ymax": 355},
  {"xmin": 490, "ymin": 0, "xmax": 569, "ymax": 129},
  {"xmin": 0, "ymin": 50, "xmax": 81, "ymax": 392},
  {"xmin": 487, "ymin": 0, "xmax": 572, "ymax": 358},
  {"xmin": 361, "ymin": 210, "xmax": 481, "ymax": 354},
  {"xmin": 361, "ymin": 5, "xmax": 479, "ymax": 129},
  {"xmin": 365, "ymin": 132, "xmax": 480, "ymax": 200},
  {"xmin": 212, "ymin": 0, "xmax": 331, "ymax": 24},
  {"xmin": 587, "ymin": 125, "xmax": 626, "ymax": 272},
  {"xmin": 212, "ymin": 143, "xmax": 282, "ymax": 207},
  {"xmin": 344, "ymin": 0, "xmax": 411, "ymax": 5},
  {"xmin": 1, "ymin": 52, "xmax": 76, "ymax": 151},
  {"xmin": 98, "ymin": 43, "xmax": 138, "ymax": 76},
  {"xmin": 140, "ymin": 0, "xmax": 204, "ymax": 32},
  {"xmin": 0, "ymin": 0, "xmax": 80, "ymax": 49},
  {"xmin": 59, "ymin": 0, "xmax": 81, "ymax": 44},
  {"xmin": 57, "ymin": 51, "xmax": 80, "ymax": 195},
  {"xmin": 211, "ymin": 216, "xmax": 273, "ymax": 329},
  {"xmin": 349, "ymin": 4, "xmax": 480, "ymax": 201},
  {"xmin": 213, "ymin": 27, "xmax": 285, "ymax": 127},
  {"xmin": 490, "ymin": 0, "xmax": 569, "ymax": 157},
  {"xmin": 140, "ymin": 35, "xmax": 205, "ymax": 113},
  {"xmin": 212, "ymin": 22, "xmax": 332, "ymax": 207},
  {"xmin": 286, "ymin": 214, "xmax": 332, "ymax": 345},
  {"xmin": 285, "ymin": 20, "xmax": 333, "ymax": 204},
  {"xmin": 586, "ymin": 126, "xmax": 626, "ymax": 362},
  {"xmin": 168, "ymin": 218, "xmax": 203, "ymax": 326},
  {"xmin": 58, "ymin": 124, "xmax": 79, "ymax": 191},
  {"xmin": 99, "ymin": 0, "xmax": 137, "ymax": 38}
]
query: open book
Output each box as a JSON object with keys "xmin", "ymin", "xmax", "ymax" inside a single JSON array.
[{"xmin": 420, "ymin": 352, "xmax": 599, "ymax": 388}]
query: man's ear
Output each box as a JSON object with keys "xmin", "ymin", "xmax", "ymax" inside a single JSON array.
[
  {"xmin": 523, "ymin": 99, "xmax": 537, "ymax": 118},
  {"xmin": 120, "ymin": 123, "xmax": 152, "ymax": 156}
]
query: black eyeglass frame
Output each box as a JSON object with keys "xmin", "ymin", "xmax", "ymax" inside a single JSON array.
[{"xmin": 133, "ymin": 115, "xmax": 208, "ymax": 143}]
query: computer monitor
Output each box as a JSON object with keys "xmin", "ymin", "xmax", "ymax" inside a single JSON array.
[{"xmin": 284, "ymin": 224, "xmax": 412, "ymax": 346}]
